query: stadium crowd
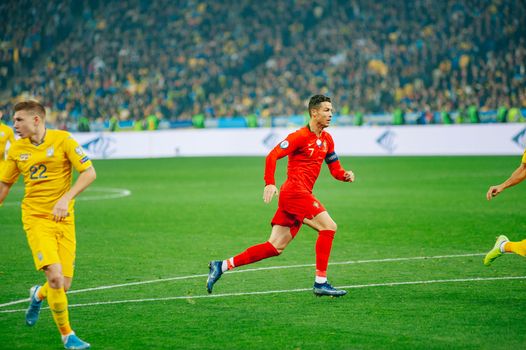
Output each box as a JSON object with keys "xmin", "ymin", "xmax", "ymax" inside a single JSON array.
[
  {"xmin": 0, "ymin": 0, "xmax": 78, "ymax": 89},
  {"xmin": 0, "ymin": 0, "xmax": 525, "ymax": 128}
]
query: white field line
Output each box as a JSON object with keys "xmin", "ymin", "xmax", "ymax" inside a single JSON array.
[
  {"xmin": 1, "ymin": 275, "xmax": 525, "ymax": 314},
  {"xmin": 2, "ymin": 187, "xmax": 131, "ymax": 206},
  {"xmin": 0, "ymin": 252, "xmax": 483, "ymax": 309},
  {"xmin": 77, "ymin": 187, "xmax": 132, "ymax": 201}
]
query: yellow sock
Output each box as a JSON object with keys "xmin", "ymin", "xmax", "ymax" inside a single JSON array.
[
  {"xmin": 504, "ymin": 240, "xmax": 526, "ymax": 257},
  {"xmin": 48, "ymin": 287, "xmax": 73, "ymax": 336},
  {"xmin": 37, "ymin": 282, "xmax": 49, "ymax": 301}
]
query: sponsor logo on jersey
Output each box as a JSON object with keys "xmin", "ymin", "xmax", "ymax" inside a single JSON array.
[
  {"xmin": 280, "ymin": 140, "xmax": 289, "ymax": 149},
  {"xmin": 79, "ymin": 155, "xmax": 90, "ymax": 164},
  {"xmin": 37, "ymin": 251, "xmax": 43, "ymax": 262},
  {"xmin": 20, "ymin": 153, "xmax": 30, "ymax": 161},
  {"xmin": 75, "ymin": 146, "xmax": 84, "ymax": 156},
  {"xmin": 46, "ymin": 147, "xmax": 54, "ymax": 157}
]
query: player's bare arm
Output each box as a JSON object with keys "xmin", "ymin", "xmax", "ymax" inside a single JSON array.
[
  {"xmin": 0, "ymin": 181, "xmax": 12, "ymax": 205},
  {"xmin": 263, "ymin": 184, "xmax": 278, "ymax": 204},
  {"xmin": 487, "ymin": 163, "xmax": 526, "ymax": 200},
  {"xmin": 52, "ymin": 166, "xmax": 97, "ymax": 221}
]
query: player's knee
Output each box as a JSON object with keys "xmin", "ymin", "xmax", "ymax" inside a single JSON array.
[
  {"xmin": 47, "ymin": 275, "xmax": 63, "ymax": 289},
  {"xmin": 322, "ymin": 221, "xmax": 337, "ymax": 232},
  {"xmin": 272, "ymin": 244, "xmax": 285, "ymax": 255},
  {"xmin": 268, "ymin": 241, "xmax": 284, "ymax": 255},
  {"xmin": 46, "ymin": 271, "xmax": 64, "ymax": 289}
]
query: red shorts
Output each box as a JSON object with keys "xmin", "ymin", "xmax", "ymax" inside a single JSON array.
[{"xmin": 271, "ymin": 192, "xmax": 326, "ymax": 237}]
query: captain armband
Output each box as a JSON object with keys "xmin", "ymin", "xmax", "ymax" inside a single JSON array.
[{"xmin": 325, "ymin": 152, "xmax": 339, "ymax": 164}]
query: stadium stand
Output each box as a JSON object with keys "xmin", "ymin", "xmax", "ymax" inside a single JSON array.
[{"xmin": 1, "ymin": 0, "xmax": 525, "ymax": 129}]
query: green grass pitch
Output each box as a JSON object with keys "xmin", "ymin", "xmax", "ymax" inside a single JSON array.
[{"xmin": 1, "ymin": 156, "xmax": 525, "ymax": 349}]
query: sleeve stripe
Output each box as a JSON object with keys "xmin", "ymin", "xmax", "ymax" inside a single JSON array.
[{"xmin": 325, "ymin": 151, "xmax": 339, "ymax": 164}]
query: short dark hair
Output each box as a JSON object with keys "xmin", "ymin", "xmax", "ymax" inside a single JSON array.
[
  {"xmin": 13, "ymin": 100, "xmax": 46, "ymax": 119},
  {"xmin": 308, "ymin": 95, "xmax": 331, "ymax": 115}
]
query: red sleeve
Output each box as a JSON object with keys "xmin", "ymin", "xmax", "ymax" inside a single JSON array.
[
  {"xmin": 325, "ymin": 135, "xmax": 346, "ymax": 181},
  {"xmin": 264, "ymin": 132, "xmax": 301, "ymax": 185},
  {"xmin": 328, "ymin": 160, "xmax": 346, "ymax": 181}
]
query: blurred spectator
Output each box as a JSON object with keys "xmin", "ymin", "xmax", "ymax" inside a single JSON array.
[
  {"xmin": 146, "ymin": 113, "xmax": 159, "ymax": 131},
  {"xmin": 77, "ymin": 115, "xmax": 91, "ymax": 132},
  {"xmin": 508, "ymin": 107, "xmax": 524, "ymax": 122},
  {"xmin": 393, "ymin": 107, "xmax": 405, "ymax": 125},
  {"xmin": 133, "ymin": 116, "xmax": 145, "ymax": 131},
  {"xmin": 192, "ymin": 113, "xmax": 205, "ymax": 128},
  {"xmin": 496, "ymin": 106, "xmax": 508, "ymax": 123},
  {"xmin": 441, "ymin": 108, "xmax": 453, "ymax": 124},
  {"xmin": 109, "ymin": 114, "xmax": 118, "ymax": 132},
  {"xmin": 468, "ymin": 105, "xmax": 480, "ymax": 124},
  {"xmin": 246, "ymin": 114, "xmax": 258, "ymax": 128},
  {"xmin": 354, "ymin": 111, "xmax": 363, "ymax": 126}
]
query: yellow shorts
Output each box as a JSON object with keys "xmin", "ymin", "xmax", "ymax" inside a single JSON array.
[{"xmin": 22, "ymin": 215, "xmax": 76, "ymax": 277}]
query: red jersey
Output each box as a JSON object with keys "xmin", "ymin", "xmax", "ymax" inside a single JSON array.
[{"xmin": 264, "ymin": 126, "xmax": 346, "ymax": 194}]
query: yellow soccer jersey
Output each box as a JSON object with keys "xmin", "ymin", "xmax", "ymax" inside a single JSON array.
[
  {"xmin": 0, "ymin": 123, "xmax": 15, "ymax": 163},
  {"xmin": 522, "ymin": 149, "xmax": 526, "ymax": 163},
  {"xmin": 0, "ymin": 129, "xmax": 92, "ymax": 218}
]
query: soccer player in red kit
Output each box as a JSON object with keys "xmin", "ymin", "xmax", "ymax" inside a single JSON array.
[{"xmin": 207, "ymin": 94, "xmax": 355, "ymax": 297}]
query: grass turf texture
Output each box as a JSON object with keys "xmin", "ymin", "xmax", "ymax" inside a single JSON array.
[{"xmin": 1, "ymin": 156, "xmax": 525, "ymax": 349}]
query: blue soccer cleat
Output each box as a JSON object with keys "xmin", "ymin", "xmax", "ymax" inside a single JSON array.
[
  {"xmin": 207, "ymin": 260, "xmax": 223, "ymax": 293},
  {"xmin": 25, "ymin": 285, "xmax": 43, "ymax": 326},
  {"xmin": 63, "ymin": 332, "xmax": 91, "ymax": 350},
  {"xmin": 313, "ymin": 282, "xmax": 347, "ymax": 297}
]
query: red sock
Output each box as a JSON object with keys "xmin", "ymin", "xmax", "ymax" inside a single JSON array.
[
  {"xmin": 315, "ymin": 230, "xmax": 336, "ymax": 278},
  {"xmin": 232, "ymin": 241, "xmax": 279, "ymax": 268}
]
